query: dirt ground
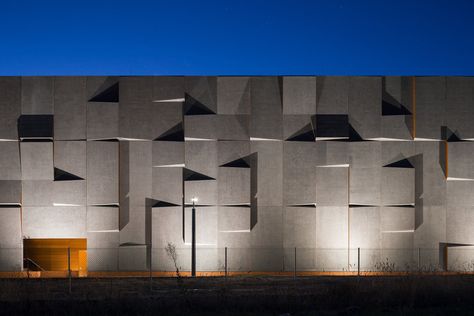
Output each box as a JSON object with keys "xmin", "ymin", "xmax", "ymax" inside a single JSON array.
[{"xmin": 1, "ymin": 275, "xmax": 474, "ymax": 315}]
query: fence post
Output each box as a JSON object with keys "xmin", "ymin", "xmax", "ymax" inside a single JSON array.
[
  {"xmin": 294, "ymin": 247, "xmax": 296, "ymax": 279},
  {"xmin": 418, "ymin": 247, "xmax": 421, "ymax": 271},
  {"xmin": 68, "ymin": 247, "xmax": 71, "ymax": 294},
  {"xmin": 357, "ymin": 247, "xmax": 360, "ymax": 276},
  {"xmin": 149, "ymin": 245, "xmax": 152, "ymax": 292},
  {"xmin": 224, "ymin": 247, "xmax": 228, "ymax": 279}
]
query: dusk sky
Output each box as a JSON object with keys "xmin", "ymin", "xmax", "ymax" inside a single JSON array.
[{"xmin": 1, "ymin": 0, "xmax": 473, "ymax": 75}]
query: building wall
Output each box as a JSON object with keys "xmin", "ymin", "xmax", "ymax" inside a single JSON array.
[{"xmin": 0, "ymin": 76, "xmax": 473, "ymax": 272}]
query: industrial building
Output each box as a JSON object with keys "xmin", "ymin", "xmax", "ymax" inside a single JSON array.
[{"xmin": 0, "ymin": 76, "xmax": 473, "ymax": 274}]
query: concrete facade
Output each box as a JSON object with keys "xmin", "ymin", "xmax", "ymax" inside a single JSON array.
[{"xmin": 1, "ymin": 76, "xmax": 474, "ymax": 272}]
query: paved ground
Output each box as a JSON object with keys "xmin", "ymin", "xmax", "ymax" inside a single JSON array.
[{"xmin": 1, "ymin": 275, "xmax": 474, "ymax": 315}]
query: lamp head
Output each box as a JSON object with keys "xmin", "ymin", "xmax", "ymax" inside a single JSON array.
[{"xmin": 191, "ymin": 197, "xmax": 198, "ymax": 203}]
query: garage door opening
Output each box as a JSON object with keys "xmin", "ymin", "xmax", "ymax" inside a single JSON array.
[{"xmin": 23, "ymin": 239, "xmax": 87, "ymax": 277}]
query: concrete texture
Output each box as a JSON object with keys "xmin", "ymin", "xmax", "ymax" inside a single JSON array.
[{"xmin": 2, "ymin": 76, "xmax": 474, "ymax": 273}]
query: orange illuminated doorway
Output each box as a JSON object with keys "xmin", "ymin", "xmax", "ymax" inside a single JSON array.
[{"xmin": 23, "ymin": 239, "xmax": 87, "ymax": 276}]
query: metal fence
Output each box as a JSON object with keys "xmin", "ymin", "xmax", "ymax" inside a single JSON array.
[{"xmin": 3, "ymin": 247, "xmax": 474, "ymax": 275}]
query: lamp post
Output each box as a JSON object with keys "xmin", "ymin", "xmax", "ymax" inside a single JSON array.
[{"xmin": 191, "ymin": 197, "xmax": 198, "ymax": 277}]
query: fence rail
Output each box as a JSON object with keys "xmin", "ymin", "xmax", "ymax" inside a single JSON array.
[{"xmin": 3, "ymin": 246, "xmax": 474, "ymax": 276}]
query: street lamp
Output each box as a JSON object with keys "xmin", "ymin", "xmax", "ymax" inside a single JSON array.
[{"xmin": 191, "ymin": 197, "xmax": 198, "ymax": 277}]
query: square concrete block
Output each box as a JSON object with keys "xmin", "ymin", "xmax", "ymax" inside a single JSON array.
[
  {"xmin": 87, "ymin": 141, "xmax": 119, "ymax": 205},
  {"xmin": 316, "ymin": 76, "xmax": 349, "ymax": 114},
  {"xmin": 21, "ymin": 77, "xmax": 53, "ymax": 114},
  {"xmin": 119, "ymin": 77, "xmax": 156, "ymax": 140},
  {"xmin": 250, "ymin": 206, "xmax": 283, "ymax": 248},
  {"xmin": 218, "ymin": 168, "xmax": 250, "ymax": 205},
  {"xmin": 250, "ymin": 77, "xmax": 283, "ymax": 140},
  {"xmin": 118, "ymin": 245, "xmax": 147, "ymax": 271},
  {"xmin": 381, "ymin": 168, "xmax": 415, "ymax": 205},
  {"xmin": 185, "ymin": 141, "xmax": 218, "ymax": 178},
  {"xmin": 250, "ymin": 141, "xmax": 283, "ymax": 207},
  {"xmin": 381, "ymin": 207, "xmax": 415, "ymax": 232},
  {"xmin": 446, "ymin": 77, "xmax": 474, "ymax": 139},
  {"xmin": 152, "ymin": 141, "xmax": 184, "ymax": 167},
  {"xmin": 185, "ymin": 76, "xmax": 217, "ymax": 113},
  {"xmin": 217, "ymin": 77, "xmax": 250, "ymax": 114},
  {"xmin": 87, "ymin": 206, "xmax": 119, "ymax": 232},
  {"xmin": 87, "ymin": 102, "xmax": 119, "ymax": 139},
  {"xmin": 87, "ymin": 231, "xmax": 119, "ymax": 248},
  {"xmin": 0, "ymin": 141, "xmax": 22, "ymax": 180},
  {"xmin": 349, "ymin": 142, "xmax": 381, "ymax": 168},
  {"xmin": 0, "ymin": 180, "xmax": 21, "ymax": 204},
  {"xmin": 23, "ymin": 206, "xmax": 86, "ymax": 238},
  {"xmin": 152, "ymin": 167, "xmax": 182, "ymax": 205},
  {"xmin": 20, "ymin": 142, "xmax": 53, "ymax": 180},
  {"xmin": 447, "ymin": 181, "xmax": 474, "ymax": 207},
  {"xmin": 316, "ymin": 167, "xmax": 348, "ymax": 206},
  {"xmin": 382, "ymin": 116, "xmax": 413, "ymax": 140},
  {"xmin": 349, "ymin": 77, "xmax": 382, "ymax": 139},
  {"xmin": 88, "ymin": 247, "xmax": 119, "ymax": 271},
  {"xmin": 119, "ymin": 205, "xmax": 146, "ymax": 245},
  {"xmin": 325, "ymin": 141, "xmax": 349, "ymax": 166},
  {"xmin": 349, "ymin": 207, "xmax": 380, "ymax": 249},
  {"xmin": 283, "ymin": 167, "xmax": 316, "ymax": 205},
  {"xmin": 184, "ymin": 206, "xmax": 217, "ymax": 246},
  {"xmin": 120, "ymin": 141, "xmax": 152, "ymax": 206},
  {"xmin": 350, "ymin": 167, "xmax": 381, "ymax": 206},
  {"xmin": 217, "ymin": 141, "xmax": 250, "ymax": 166},
  {"xmin": 447, "ymin": 206, "xmax": 474, "ymax": 244},
  {"xmin": 415, "ymin": 77, "xmax": 446, "ymax": 139},
  {"xmin": 54, "ymin": 77, "xmax": 86, "ymax": 140},
  {"xmin": 54, "ymin": 141, "xmax": 86, "ymax": 179},
  {"xmin": 184, "ymin": 115, "xmax": 217, "ymax": 140},
  {"xmin": 0, "ymin": 77, "xmax": 21, "ymax": 140},
  {"xmin": 283, "ymin": 76, "xmax": 317, "ymax": 115},
  {"xmin": 184, "ymin": 181, "xmax": 218, "ymax": 206},
  {"xmin": 283, "ymin": 115, "xmax": 314, "ymax": 141},
  {"xmin": 216, "ymin": 115, "xmax": 250, "ymax": 141},
  {"xmin": 22, "ymin": 180, "xmax": 53, "ymax": 206},
  {"xmin": 152, "ymin": 76, "xmax": 184, "ymax": 101},
  {"xmin": 381, "ymin": 231, "xmax": 414, "ymax": 249},
  {"xmin": 414, "ymin": 206, "xmax": 446, "ymax": 249},
  {"xmin": 0, "ymin": 207, "xmax": 22, "ymax": 248},
  {"xmin": 218, "ymin": 206, "xmax": 251, "ymax": 233},
  {"xmin": 316, "ymin": 206, "xmax": 348, "ymax": 249},
  {"xmin": 152, "ymin": 206, "xmax": 184, "ymax": 248},
  {"xmin": 447, "ymin": 142, "xmax": 474, "ymax": 179},
  {"xmin": 283, "ymin": 207, "xmax": 316, "ymax": 248}
]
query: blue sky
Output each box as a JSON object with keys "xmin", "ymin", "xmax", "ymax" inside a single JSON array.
[{"xmin": 1, "ymin": 0, "xmax": 473, "ymax": 75}]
